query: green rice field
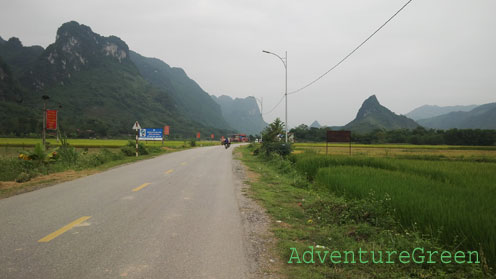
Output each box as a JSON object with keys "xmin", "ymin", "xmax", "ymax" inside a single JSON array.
[{"xmin": 292, "ymin": 151, "xmax": 496, "ymax": 268}]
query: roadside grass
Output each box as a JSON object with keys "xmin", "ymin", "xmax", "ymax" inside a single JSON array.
[
  {"xmin": 237, "ymin": 145, "xmax": 486, "ymax": 278},
  {"xmin": 0, "ymin": 139, "xmax": 219, "ymax": 198},
  {"xmin": 0, "ymin": 138, "xmax": 220, "ymax": 148}
]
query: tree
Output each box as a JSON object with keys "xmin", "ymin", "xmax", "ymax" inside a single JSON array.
[{"xmin": 262, "ymin": 118, "xmax": 284, "ymax": 142}]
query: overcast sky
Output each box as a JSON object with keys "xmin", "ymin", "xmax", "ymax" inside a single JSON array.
[{"xmin": 1, "ymin": 0, "xmax": 495, "ymax": 127}]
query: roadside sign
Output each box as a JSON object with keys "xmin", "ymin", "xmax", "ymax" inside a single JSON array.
[
  {"xmin": 46, "ymin": 110, "xmax": 57, "ymax": 130},
  {"xmin": 139, "ymin": 128, "xmax": 163, "ymax": 141},
  {"xmin": 196, "ymin": 132, "xmax": 200, "ymax": 139},
  {"xmin": 326, "ymin": 130, "xmax": 352, "ymax": 155},
  {"xmin": 132, "ymin": 121, "xmax": 141, "ymax": 130},
  {"xmin": 164, "ymin": 125, "xmax": 170, "ymax": 135}
]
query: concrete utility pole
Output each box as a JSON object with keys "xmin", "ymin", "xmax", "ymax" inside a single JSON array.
[
  {"xmin": 41, "ymin": 95, "xmax": 50, "ymax": 149},
  {"xmin": 255, "ymin": 96, "xmax": 263, "ymax": 142},
  {"xmin": 262, "ymin": 50, "xmax": 288, "ymax": 143}
]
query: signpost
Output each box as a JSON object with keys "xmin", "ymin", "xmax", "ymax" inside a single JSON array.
[
  {"xmin": 164, "ymin": 125, "xmax": 170, "ymax": 136},
  {"xmin": 326, "ymin": 130, "xmax": 352, "ymax": 155},
  {"xmin": 139, "ymin": 128, "xmax": 163, "ymax": 141},
  {"xmin": 46, "ymin": 110, "xmax": 57, "ymax": 130},
  {"xmin": 132, "ymin": 121, "xmax": 141, "ymax": 157}
]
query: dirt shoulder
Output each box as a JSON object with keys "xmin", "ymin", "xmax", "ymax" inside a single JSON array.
[{"xmin": 232, "ymin": 151, "xmax": 285, "ymax": 279}]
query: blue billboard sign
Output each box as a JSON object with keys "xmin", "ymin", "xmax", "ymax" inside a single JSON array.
[{"xmin": 139, "ymin": 128, "xmax": 163, "ymax": 141}]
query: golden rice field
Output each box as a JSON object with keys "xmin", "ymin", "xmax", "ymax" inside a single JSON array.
[{"xmin": 293, "ymin": 142, "xmax": 496, "ymax": 159}]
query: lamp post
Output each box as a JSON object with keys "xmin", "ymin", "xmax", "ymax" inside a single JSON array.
[
  {"xmin": 41, "ymin": 95, "xmax": 50, "ymax": 148},
  {"xmin": 262, "ymin": 50, "xmax": 288, "ymax": 143},
  {"xmin": 254, "ymin": 96, "xmax": 263, "ymax": 142}
]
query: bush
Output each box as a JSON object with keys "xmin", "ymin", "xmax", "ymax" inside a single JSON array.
[
  {"xmin": 190, "ymin": 140, "xmax": 196, "ymax": 147},
  {"xmin": 260, "ymin": 142, "xmax": 292, "ymax": 157},
  {"xmin": 121, "ymin": 141, "xmax": 149, "ymax": 156}
]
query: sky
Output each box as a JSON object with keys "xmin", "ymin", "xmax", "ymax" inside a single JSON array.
[{"xmin": 1, "ymin": 0, "xmax": 495, "ymax": 127}]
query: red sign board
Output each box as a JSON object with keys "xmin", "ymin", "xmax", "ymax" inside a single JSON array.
[
  {"xmin": 196, "ymin": 132, "xmax": 201, "ymax": 139},
  {"xmin": 210, "ymin": 134, "xmax": 214, "ymax": 139},
  {"xmin": 164, "ymin": 125, "xmax": 170, "ymax": 135},
  {"xmin": 46, "ymin": 110, "xmax": 57, "ymax": 130},
  {"xmin": 326, "ymin": 131, "xmax": 351, "ymax": 143}
]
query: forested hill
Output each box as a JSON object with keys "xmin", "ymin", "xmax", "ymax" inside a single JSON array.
[
  {"xmin": 343, "ymin": 95, "xmax": 419, "ymax": 133},
  {"xmin": 211, "ymin": 95, "xmax": 267, "ymax": 135},
  {"xmin": 0, "ymin": 21, "xmax": 234, "ymax": 137}
]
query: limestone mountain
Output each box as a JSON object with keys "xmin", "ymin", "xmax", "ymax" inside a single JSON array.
[
  {"xmin": 129, "ymin": 51, "xmax": 231, "ymax": 131},
  {"xmin": 211, "ymin": 95, "xmax": 267, "ymax": 135},
  {"xmin": 417, "ymin": 103, "xmax": 496, "ymax": 129},
  {"xmin": 310, "ymin": 120, "xmax": 321, "ymax": 128},
  {"xmin": 344, "ymin": 95, "xmax": 419, "ymax": 134},
  {"xmin": 406, "ymin": 104, "xmax": 478, "ymax": 121},
  {"xmin": 0, "ymin": 21, "xmax": 233, "ymax": 137},
  {"xmin": 0, "ymin": 36, "xmax": 44, "ymax": 78}
]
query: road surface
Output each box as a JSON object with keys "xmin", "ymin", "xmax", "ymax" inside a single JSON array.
[{"xmin": 0, "ymin": 145, "xmax": 250, "ymax": 279}]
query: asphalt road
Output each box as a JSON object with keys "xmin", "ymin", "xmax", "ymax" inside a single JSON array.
[{"xmin": 0, "ymin": 145, "xmax": 250, "ymax": 279}]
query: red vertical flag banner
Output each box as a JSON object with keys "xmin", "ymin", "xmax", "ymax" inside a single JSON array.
[
  {"xmin": 164, "ymin": 125, "xmax": 170, "ymax": 135},
  {"xmin": 196, "ymin": 132, "xmax": 201, "ymax": 139},
  {"xmin": 210, "ymin": 134, "xmax": 214, "ymax": 139},
  {"xmin": 46, "ymin": 110, "xmax": 57, "ymax": 130}
]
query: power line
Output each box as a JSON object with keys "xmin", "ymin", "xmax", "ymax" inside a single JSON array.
[
  {"xmin": 287, "ymin": 0, "xmax": 413, "ymax": 96},
  {"xmin": 262, "ymin": 94, "xmax": 285, "ymax": 115}
]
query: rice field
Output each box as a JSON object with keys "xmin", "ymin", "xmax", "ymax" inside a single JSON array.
[
  {"xmin": 292, "ymin": 152, "xmax": 496, "ymax": 268},
  {"xmin": 293, "ymin": 142, "xmax": 496, "ymax": 160},
  {"xmin": 0, "ymin": 138, "xmax": 221, "ymax": 158}
]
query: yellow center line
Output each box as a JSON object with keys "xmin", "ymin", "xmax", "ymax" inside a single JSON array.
[
  {"xmin": 38, "ymin": 216, "xmax": 91, "ymax": 243},
  {"xmin": 132, "ymin": 182, "xmax": 151, "ymax": 192},
  {"xmin": 165, "ymin": 169, "xmax": 174, "ymax": 174}
]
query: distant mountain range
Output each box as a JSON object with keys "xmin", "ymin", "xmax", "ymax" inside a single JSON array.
[
  {"xmin": 343, "ymin": 95, "xmax": 419, "ymax": 134},
  {"xmin": 0, "ymin": 21, "xmax": 265, "ymax": 137},
  {"xmin": 416, "ymin": 103, "xmax": 496, "ymax": 129},
  {"xmin": 405, "ymin": 104, "xmax": 478, "ymax": 121},
  {"xmin": 211, "ymin": 95, "xmax": 267, "ymax": 136}
]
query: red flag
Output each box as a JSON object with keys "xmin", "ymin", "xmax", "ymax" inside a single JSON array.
[
  {"xmin": 196, "ymin": 132, "xmax": 201, "ymax": 139},
  {"xmin": 164, "ymin": 125, "xmax": 170, "ymax": 135},
  {"xmin": 210, "ymin": 134, "xmax": 214, "ymax": 139}
]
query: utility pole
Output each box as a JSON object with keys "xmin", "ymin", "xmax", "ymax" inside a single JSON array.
[
  {"xmin": 41, "ymin": 95, "xmax": 50, "ymax": 149},
  {"xmin": 255, "ymin": 96, "xmax": 263, "ymax": 142},
  {"xmin": 262, "ymin": 50, "xmax": 288, "ymax": 143}
]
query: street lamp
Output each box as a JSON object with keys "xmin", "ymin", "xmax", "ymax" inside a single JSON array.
[
  {"xmin": 262, "ymin": 50, "xmax": 288, "ymax": 143},
  {"xmin": 254, "ymin": 96, "xmax": 263, "ymax": 142}
]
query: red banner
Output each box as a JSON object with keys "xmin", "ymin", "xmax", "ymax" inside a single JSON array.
[
  {"xmin": 164, "ymin": 125, "xmax": 170, "ymax": 135},
  {"xmin": 196, "ymin": 132, "xmax": 201, "ymax": 139},
  {"xmin": 210, "ymin": 134, "xmax": 214, "ymax": 139},
  {"xmin": 46, "ymin": 110, "xmax": 57, "ymax": 130}
]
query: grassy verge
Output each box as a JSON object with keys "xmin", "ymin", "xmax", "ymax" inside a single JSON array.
[
  {"xmin": 237, "ymin": 145, "xmax": 487, "ymax": 278},
  {"xmin": 0, "ymin": 140, "xmax": 214, "ymax": 199}
]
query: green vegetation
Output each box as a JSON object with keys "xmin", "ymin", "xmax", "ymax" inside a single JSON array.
[
  {"xmin": 291, "ymin": 125, "xmax": 496, "ymax": 146},
  {"xmin": 343, "ymin": 95, "xmax": 419, "ymax": 134},
  {"xmin": 0, "ymin": 21, "xmax": 234, "ymax": 138},
  {"xmin": 238, "ymin": 143, "xmax": 493, "ymax": 277}
]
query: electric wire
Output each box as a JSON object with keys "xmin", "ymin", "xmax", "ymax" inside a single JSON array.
[{"xmin": 287, "ymin": 0, "xmax": 413, "ymax": 95}]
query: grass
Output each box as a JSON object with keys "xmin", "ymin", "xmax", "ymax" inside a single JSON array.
[
  {"xmin": 0, "ymin": 137, "xmax": 221, "ymax": 148},
  {"xmin": 293, "ymin": 143, "xmax": 496, "ymax": 161},
  {"xmin": 0, "ymin": 138, "xmax": 221, "ymax": 198},
  {"xmin": 237, "ymin": 145, "xmax": 489, "ymax": 278}
]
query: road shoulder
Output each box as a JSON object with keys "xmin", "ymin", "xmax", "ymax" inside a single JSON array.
[{"xmin": 233, "ymin": 149, "xmax": 284, "ymax": 279}]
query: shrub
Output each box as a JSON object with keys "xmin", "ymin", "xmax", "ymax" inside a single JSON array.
[
  {"xmin": 121, "ymin": 141, "xmax": 149, "ymax": 156},
  {"xmin": 260, "ymin": 142, "xmax": 292, "ymax": 157}
]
